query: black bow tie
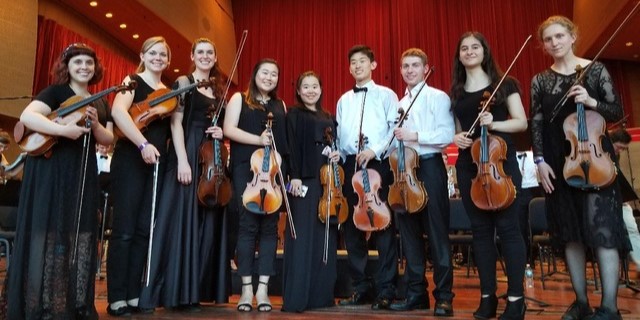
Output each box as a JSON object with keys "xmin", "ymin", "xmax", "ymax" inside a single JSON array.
[
  {"xmin": 353, "ymin": 86, "xmax": 368, "ymax": 93},
  {"xmin": 100, "ymin": 155, "xmax": 108, "ymax": 159},
  {"xmin": 517, "ymin": 153, "xmax": 527, "ymax": 159}
]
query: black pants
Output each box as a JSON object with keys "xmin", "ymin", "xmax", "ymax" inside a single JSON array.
[
  {"xmin": 107, "ymin": 142, "xmax": 166, "ymax": 303},
  {"xmin": 395, "ymin": 154, "xmax": 454, "ymax": 302},
  {"xmin": 232, "ymin": 161, "xmax": 279, "ymax": 276},
  {"xmin": 342, "ymin": 156, "xmax": 397, "ymax": 299}
]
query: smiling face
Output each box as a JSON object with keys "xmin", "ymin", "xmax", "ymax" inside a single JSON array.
[
  {"xmin": 141, "ymin": 42, "xmax": 170, "ymax": 73},
  {"xmin": 254, "ymin": 62, "xmax": 279, "ymax": 94},
  {"xmin": 541, "ymin": 23, "xmax": 576, "ymax": 60},
  {"xmin": 297, "ymin": 75, "xmax": 322, "ymax": 108},
  {"xmin": 67, "ymin": 54, "xmax": 95, "ymax": 85},
  {"xmin": 401, "ymin": 55, "xmax": 428, "ymax": 89},
  {"xmin": 349, "ymin": 52, "xmax": 376, "ymax": 85},
  {"xmin": 458, "ymin": 36, "xmax": 485, "ymax": 69},
  {"xmin": 191, "ymin": 41, "xmax": 216, "ymax": 72}
]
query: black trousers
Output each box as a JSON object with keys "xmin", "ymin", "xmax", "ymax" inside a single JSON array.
[
  {"xmin": 395, "ymin": 153, "xmax": 455, "ymax": 302},
  {"xmin": 107, "ymin": 142, "xmax": 166, "ymax": 303},
  {"xmin": 342, "ymin": 155, "xmax": 398, "ymax": 299},
  {"xmin": 232, "ymin": 161, "xmax": 279, "ymax": 277}
]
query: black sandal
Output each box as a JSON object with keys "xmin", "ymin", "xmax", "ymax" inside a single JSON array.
[
  {"xmin": 256, "ymin": 281, "xmax": 272, "ymax": 312},
  {"xmin": 236, "ymin": 282, "xmax": 253, "ymax": 312}
]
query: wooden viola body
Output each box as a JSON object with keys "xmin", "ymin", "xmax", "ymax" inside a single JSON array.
[
  {"xmin": 115, "ymin": 88, "xmax": 177, "ymax": 137},
  {"xmin": 562, "ymin": 106, "xmax": 616, "ymax": 189},
  {"xmin": 318, "ymin": 162, "xmax": 349, "ymax": 224},
  {"xmin": 15, "ymin": 82, "xmax": 135, "ymax": 157},
  {"xmin": 352, "ymin": 167, "xmax": 391, "ymax": 231},
  {"xmin": 388, "ymin": 144, "xmax": 428, "ymax": 214},
  {"xmin": 470, "ymin": 127, "xmax": 516, "ymax": 211},
  {"xmin": 242, "ymin": 146, "xmax": 283, "ymax": 214},
  {"xmin": 197, "ymin": 138, "xmax": 232, "ymax": 208}
]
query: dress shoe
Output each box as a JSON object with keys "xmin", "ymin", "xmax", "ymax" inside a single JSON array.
[
  {"xmin": 434, "ymin": 300, "xmax": 454, "ymax": 317},
  {"xmin": 389, "ymin": 295, "xmax": 430, "ymax": 311},
  {"xmin": 561, "ymin": 300, "xmax": 593, "ymax": 320},
  {"xmin": 473, "ymin": 294, "xmax": 498, "ymax": 319},
  {"xmin": 585, "ymin": 307, "xmax": 622, "ymax": 320},
  {"xmin": 339, "ymin": 291, "xmax": 373, "ymax": 306},
  {"xmin": 498, "ymin": 298, "xmax": 526, "ymax": 320},
  {"xmin": 371, "ymin": 296, "xmax": 392, "ymax": 310},
  {"xmin": 106, "ymin": 305, "xmax": 131, "ymax": 317},
  {"xmin": 130, "ymin": 305, "xmax": 155, "ymax": 314}
]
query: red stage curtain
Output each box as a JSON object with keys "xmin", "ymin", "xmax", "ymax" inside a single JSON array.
[
  {"xmin": 231, "ymin": 0, "xmax": 577, "ymax": 117},
  {"xmin": 34, "ymin": 17, "xmax": 137, "ymax": 104}
]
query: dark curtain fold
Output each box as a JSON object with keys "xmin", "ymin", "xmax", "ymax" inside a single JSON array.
[
  {"xmin": 34, "ymin": 16, "xmax": 137, "ymax": 104},
  {"xmin": 232, "ymin": 0, "xmax": 584, "ymax": 118}
]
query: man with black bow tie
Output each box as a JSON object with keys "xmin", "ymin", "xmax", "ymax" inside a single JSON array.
[
  {"xmin": 336, "ymin": 44, "xmax": 399, "ymax": 310},
  {"xmin": 96, "ymin": 143, "xmax": 112, "ymax": 174}
]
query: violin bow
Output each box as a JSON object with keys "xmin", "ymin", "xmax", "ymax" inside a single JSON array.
[
  {"xmin": 210, "ymin": 30, "xmax": 248, "ymax": 127},
  {"xmin": 71, "ymin": 118, "xmax": 93, "ymax": 265},
  {"xmin": 354, "ymin": 89, "xmax": 368, "ymax": 173},
  {"xmin": 381, "ymin": 67, "xmax": 434, "ymax": 158},
  {"xmin": 145, "ymin": 161, "xmax": 160, "ymax": 286},
  {"xmin": 268, "ymin": 121, "xmax": 297, "ymax": 239},
  {"xmin": 550, "ymin": 1, "xmax": 640, "ymax": 122},
  {"xmin": 466, "ymin": 35, "xmax": 532, "ymax": 137}
]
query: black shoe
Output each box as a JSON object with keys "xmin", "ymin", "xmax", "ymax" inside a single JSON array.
[
  {"xmin": 389, "ymin": 295, "xmax": 430, "ymax": 311},
  {"xmin": 371, "ymin": 296, "xmax": 392, "ymax": 310},
  {"xmin": 434, "ymin": 300, "xmax": 454, "ymax": 317},
  {"xmin": 339, "ymin": 291, "xmax": 374, "ymax": 306},
  {"xmin": 106, "ymin": 305, "xmax": 132, "ymax": 317},
  {"xmin": 129, "ymin": 305, "xmax": 155, "ymax": 314},
  {"xmin": 498, "ymin": 299, "xmax": 526, "ymax": 320},
  {"xmin": 562, "ymin": 300, "xmax": 593, "ymax": 320},
  {"xmin": 473, "ymin": 294, "xmax": 498, "ymax": 319},
  {"xmin": 585, "ymin": 307, "xmax": 622, "ymax": 320}
]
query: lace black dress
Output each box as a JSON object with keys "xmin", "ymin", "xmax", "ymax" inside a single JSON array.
[
  {"xmin": 1, "ymin": 84, "xmax": 108, "ymax": 319},
  {"xmin": 530, "ymin": 62, "xmax": 631, "ymax": 251}
]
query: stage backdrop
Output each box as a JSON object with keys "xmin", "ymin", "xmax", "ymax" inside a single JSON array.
[{"xmin": 232, "ymin": 0, "xmax": 582, "ymax": 117}]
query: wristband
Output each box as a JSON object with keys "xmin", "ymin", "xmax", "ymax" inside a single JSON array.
[
  {"xmin": 534, "ymin": 156, "xmax": 544, "ymax": 165},
  {"xmin": 138, "ymin": 141, "xmax": 149, "ymax": 151}
]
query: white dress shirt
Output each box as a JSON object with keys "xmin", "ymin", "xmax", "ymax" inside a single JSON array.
[
  {"xmin": 96, "ymin": 152, "xmax": 111, "ymax": 173},
  {"xmin": 396, "ymin": 81, "xmax": 454, "ymax": 155},
  {"xmin": 516, "ymin": 150, "xmax": 539, "ymax": 189},
  {"xmin": 336, "ymin": 80, "xmax": 399, "ymax": 160}
]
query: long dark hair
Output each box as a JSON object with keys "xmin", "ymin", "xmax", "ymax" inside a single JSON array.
[
  {"xmin": 294, "ymin": 71, "xmax": 330, "ymax": 118},
  {"xmin": 450, "ymin": 32, "xmax": 509, "ymax": 106},
  {"xmin": 52, "ymin": 43, "xmax": 104, "ymax": 85},
  {"xmin": 244, "ymin": 58, "xmax": 280, "ymax": 111}
]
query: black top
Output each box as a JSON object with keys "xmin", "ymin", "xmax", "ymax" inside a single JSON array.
[
  {"xmin": 127, "ymin": 74, "xmax": 171, "ymax": 152},
  {"xmin": 285, "ymin": 106, "xmax": 335, "ymax": 179}
]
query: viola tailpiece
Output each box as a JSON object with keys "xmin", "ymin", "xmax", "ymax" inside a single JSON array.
[{"xmin": 318, "ymin": 127, "xmax": 348, "ymax": 225}]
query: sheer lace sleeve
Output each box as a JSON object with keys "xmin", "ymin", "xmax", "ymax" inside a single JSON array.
[
  {"xmin": 529, "ymin": 73, "xmax": 545, "ymax": 157},
  {"xmin": 588, "ymin": 63, "xmax": 622, "ymax": 122}
]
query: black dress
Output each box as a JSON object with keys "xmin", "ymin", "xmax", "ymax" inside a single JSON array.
[
  {"xmin": 281, "ymin": 107, "xmax": 337, "ymax": 312},
  {"xmin": 453, "ymin": 78, "xmax": 526, "ymax": 297},
  {"xmin": 1, "ymin": 84, "xmax": 108, "ymax": 319},
  {"xmin": 139, "ymin": 78, "xmax": 230, "ymax": 308},
  {"xmin": 530, "ymin": 62, "xmax": 630, "ymax": 252}
]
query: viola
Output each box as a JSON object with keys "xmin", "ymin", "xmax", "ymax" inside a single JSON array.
[
  {"xmin": 388, "ymin": 108, "xmax": 428, "ymax": 214},
  {"xmin": 469, "ymin": 91, "xmax": 516, "ymax": 211},
  {"xmin": 114, "ymin": 77, "xmax": 214, "ymax": 138},
  {"xmin": 242, "ymin": 112, "xmax": 283, "ymax": 214},
  {"xmin": 15, "ymin": 81, "xmax": 136, "ymax": 157},
  {"xmin": 318, "ymin": 127, "xmax": 348, "ymax": 224},
  {"xmin": 352, "ymin": 134, "xmax": 391, "ymax": 231},
  {"xmin": 196, "ymin": 112, "xmax": 232, "ymax": 208},
  {"xmin": 562, "ymin": 65, "xmax": 616, "ymax": 190}
]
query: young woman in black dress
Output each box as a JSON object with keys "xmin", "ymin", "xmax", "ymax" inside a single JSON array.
[{"xmin": 282, "ymin": 71, "xmax": 339, "ymax": 312}]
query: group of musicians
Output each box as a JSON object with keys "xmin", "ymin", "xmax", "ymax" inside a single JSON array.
[{"xmin": 0, "ymin": 13, "xmax": 633, "ymax": 320}]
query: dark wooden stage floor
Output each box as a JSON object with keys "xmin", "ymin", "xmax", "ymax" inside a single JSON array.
[{"xmin": 89, "ymin": 262, "xmax": 640, "ymax": 319}]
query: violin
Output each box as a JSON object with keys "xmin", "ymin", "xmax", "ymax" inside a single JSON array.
[
  {"xmin": 469, "ymin": 91, "xmax": 516, "ymax": 211},
  {"xmin": 242, "ymin": 112, "xmax": 283, "ymax": 214},
  {"xmin": 388, "ymin": 108, "xmax": 428, "ymax": 214},
  {"xmin": 196, "ymin": 111, "xmax": 232, "ymax": 208},
  {"xmin": 15, "ymin": 81, "xmax": 136, "ymax": 157},
  {"xmin": 318, "ymin": 127, "xmax": 348, "ymax": 224},
  {"xmin": 114, "ymin": 77, "xmax": 214, "ymax": 138},
  {"xmin": 0, "ymin": 152, "xmax": 27, "ymax": 185},
  {"xmin": 562, "ymin": 65, "xmax": 616, "ymax": 190},
  {"xmin": 352, "ymin": 134, "xmax": 391, "ymax": 231}
]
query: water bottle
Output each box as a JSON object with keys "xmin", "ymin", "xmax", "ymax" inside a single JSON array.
[{"xmin": 525, "ymin": 263, "xmax": 534, "ymax": 289}]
